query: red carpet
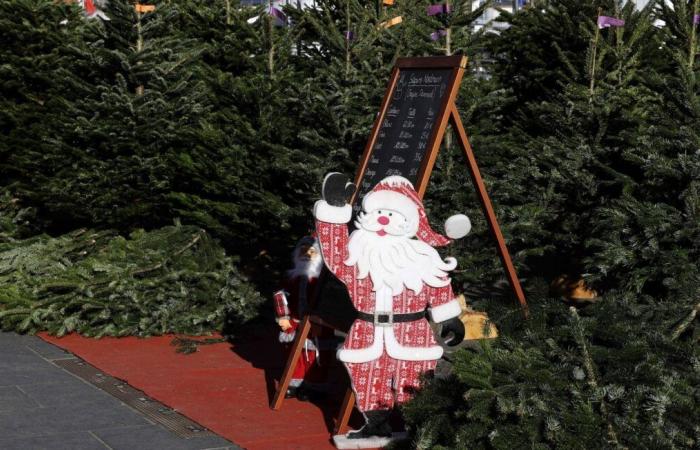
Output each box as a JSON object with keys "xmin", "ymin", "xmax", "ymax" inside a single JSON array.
[{"xmin": 39, "ymin": 325, "xmax": 347, "ymax": 450}]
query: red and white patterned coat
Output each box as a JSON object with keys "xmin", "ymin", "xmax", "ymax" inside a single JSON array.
[{"xmin": 314, "ymin": 200, "xmax": 462, "ymax": 364}]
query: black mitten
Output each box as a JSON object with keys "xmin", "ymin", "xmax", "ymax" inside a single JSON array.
[
  {"xmin": 440, "ymin": 317, "xmax": 465, "ymax": 346},
  {"xmin": 322, "ymin": 172, "xmax": 356, "ymax": 207}
]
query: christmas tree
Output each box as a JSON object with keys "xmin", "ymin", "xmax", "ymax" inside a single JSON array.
[{"xmin": 400, "ymin": 1, "xmax": 700, "ymax": 448}]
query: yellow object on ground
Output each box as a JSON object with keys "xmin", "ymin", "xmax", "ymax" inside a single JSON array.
[
  {"xmin": 135, "ymin": 4, "xmax": 156, "ymax": 13},
  {"xmin": 456, "ymin": 294, "xmax": 498, "ymax": 340},
  {"xmin": 550, "ymin": 275, "xmax": 599, "ymax": 303}
]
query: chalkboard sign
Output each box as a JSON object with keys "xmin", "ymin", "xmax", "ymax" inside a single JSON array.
[
  {"xmin": 353, "ymin": 67, "xmax": 455, "ymax": 215},
  {"xmin": 352, "ymin": 56, "xmax": 466, "ymax": 209}
]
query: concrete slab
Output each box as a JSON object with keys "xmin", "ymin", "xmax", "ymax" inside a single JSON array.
[
  {"xmin": 25, "ymin": 336, "xmax": 73, "ymax": 360},
  {"xmin": 0, "ymin": 401, "xmax": 151, "ymax": 439},
  {"xmin": 20, "ymin": 379, "xmax": 121, "ymax": 407},
  {"xmin": 0, "ymin": 431, "xmax": 108, "ymax": 450},
  {"xmin": 0, "ymin": 386, "xmax": 42, "ymax": 411},
  {"xmin": 0, "ymin": 332, "xmax": 238, "ymax": 449},
  {"xmin": 0, "ymin": 351, "xmax": 57, "ymax": 369},
  {"xmin": 0, "ymin": 365, "xmax": 79, "ymax": 387},
  {"xmin": 93, "ymin": 424, "xmax": 236, "ymax": 450}
]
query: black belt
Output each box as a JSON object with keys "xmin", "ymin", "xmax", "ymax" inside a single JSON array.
[{"xmin": 356, "ymin": 310, "xmax": 425, "ymax": 326}]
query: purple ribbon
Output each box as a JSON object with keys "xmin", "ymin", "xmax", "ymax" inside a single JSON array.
[
  {"xmin": 427, "ymin": 4, "xmax": 452, "ymax": 16},
  {"xmin": 694, "ymin": 14, "xmax": 700, "ymax": 25},
  {"xmin": 344, "ymin": 30, "xmax": 355, "ymax": 41},
  {"xmin": 430, "ymin": 29, "xmax": 447, "ymax": 41},
  {"xmin": 268, "ymin": 6, "xmax": 287, "ymax": 26},
  {"xmin": 597, "ymin": 15, "xmax": 625, "ymax": 29}
]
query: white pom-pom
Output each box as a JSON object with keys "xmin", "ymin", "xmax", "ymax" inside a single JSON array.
[{"xmin": 445, "ymin": 214, "xmax": 471, "ymax": 239}]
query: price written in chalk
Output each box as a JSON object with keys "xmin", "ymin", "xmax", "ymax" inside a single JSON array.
[{"xmin": 355, "ymin": 67, "xmax": 453, "ymax": 214}]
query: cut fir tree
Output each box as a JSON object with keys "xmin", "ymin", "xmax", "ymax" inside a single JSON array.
[{"xmin": 0, "ymin": 222, "xmax": 264, "ymax": 338}]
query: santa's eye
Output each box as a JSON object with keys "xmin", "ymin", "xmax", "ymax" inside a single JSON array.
[
  {"xmin": 388, "ymin": 212, "xmax": 393, "ymax": 216},
  {"xmin": 377, "ymin": 210, "xmax": 382, "ymax": 214}
]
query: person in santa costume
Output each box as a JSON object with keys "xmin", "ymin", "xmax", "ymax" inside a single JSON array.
[
  {"xmin": 273, "ymin": 236, "xmax": 332, "ymax": 400},
  {"xmin": 314, "ymin": 173, "xmax": 469, "ymax": 445}
]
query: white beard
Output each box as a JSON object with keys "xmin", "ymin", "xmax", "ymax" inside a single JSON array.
[
  {"xmin": 344, "ymin": 228, "xmax": 457, "ymax": 296},
  {"xmin": 287, "ymin": 253, "xmax": 323, "ymax": 280}
]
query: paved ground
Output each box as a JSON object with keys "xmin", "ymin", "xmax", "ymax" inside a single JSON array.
[{"xmin": 0, "ymin": 332, "xmax": 239, "ymax": 450}]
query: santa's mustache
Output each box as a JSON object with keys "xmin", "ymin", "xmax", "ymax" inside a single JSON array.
[
  {"xmin": 354, "ymin": 211, "xmax": 414, "ymax": 236},
  {"xmin": 344, "ymin": 227, "xmax": 456, "ymax": 295}
]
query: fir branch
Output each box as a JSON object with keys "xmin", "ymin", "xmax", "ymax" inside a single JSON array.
[
  {"xmin": 170, "ymin": 336, "xmax": 226, "ymax": 354},
  {"xmin": 130, "ymin": 230, "xmax": 203, "ymax": 277},
  {"xmin": 0, "ymin": 308, "xmax": 32, "ymax": 318},
  {"xmin": 589, "ymin": 7, "xmax": 602, "ymax": 96},
  {"xmin": 569, "ymin": 306, "xmax": 624, "ymax": 449},
  {"xmin": 690, "ymin": 0, "xmax": 700, "ymax": 70},
  {"xmin": 670, "ymin": 301, "xmax": 700, "ymax": 341}
]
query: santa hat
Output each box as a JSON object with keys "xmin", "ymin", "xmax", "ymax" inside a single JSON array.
[
  {"xmin": 293, "ymin": 234, "xmax": 319, "ymax": 254},
  {"xmin": 80, "ymin": 0, "xmax": 110, "ymax": 20},
  {"xmin": 362, "ymin": 176, "xmax": 471, "ymax": 247},
  {"xmin": 83, "ymin": 0, "xmax": 96, "ymax": 15}
]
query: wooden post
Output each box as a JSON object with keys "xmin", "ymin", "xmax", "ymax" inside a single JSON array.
[
  {"xmin": 690, "ymin": 0, "xmax": 700, "ymax": 70},
  {"xmin": 268, "ymin": 0, "xmax": 275, "ymax": 76},
  {"xmin": 269, "ymin": 315, "xmax": 312, "ymax": 410},
  {"xmin": 135, "ymin": 4, "xmax": 144, "ymax": 96},
  {"xmin": 334, "ymin": 389, "xmax": 356, "ymax": 435},
  {"xmin": 345, "ymin": 0, "xmax": 351, "ymax": 78},
  {"xmin": 589, "ymin": 7, "xmax": 602, "ymax": 96},
  {"xmin": 444, "ymin": 0, "xmax": 453, "ymax": 152}
]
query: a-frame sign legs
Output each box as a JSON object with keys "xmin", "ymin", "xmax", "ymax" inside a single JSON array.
[
  {"xmin": 448, "ymin": 103, "xmax": 529, "ymax": 316},
  {"xmin": 269, "ymin": 315, "xmax": 312, "ymax": 410},
  {"xmin": 270, "ymin": 311, "xmax": 357, "ymax": 435},
  {"xmin": 333, "ymin": 388, "xmax": 356, "ymax": 434}
]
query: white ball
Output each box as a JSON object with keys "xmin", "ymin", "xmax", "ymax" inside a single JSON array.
[{"xmin": 445, "ymin": 214, "xmax": 471, "ymax": 239}]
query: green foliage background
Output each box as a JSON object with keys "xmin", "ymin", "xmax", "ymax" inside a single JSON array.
[{"xmin": 0, "ymin": 0, "xmax": 698, "ymax": 446}]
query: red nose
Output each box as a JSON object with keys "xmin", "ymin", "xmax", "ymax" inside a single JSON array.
[{"xmin": 377, "ymin": 216, "xmax": 390, "ymax": 225}]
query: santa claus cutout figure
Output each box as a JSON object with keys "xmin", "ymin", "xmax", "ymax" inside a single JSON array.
[
  {"xmin": 273, "ymin": 236, "xmax": 332, "ymax": 401},
  {"xmin": 314, "ymin": 173, "xmax": 470, "ymax": 448}
]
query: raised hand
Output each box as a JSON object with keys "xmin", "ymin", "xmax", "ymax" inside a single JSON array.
[{"xmin": 322, "ymin": 172, "xmax": 356, "ymax": 207}]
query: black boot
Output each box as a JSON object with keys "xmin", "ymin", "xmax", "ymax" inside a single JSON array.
[
  {"xmin": 285, "ymin": 384, "xmax": 310, "ymax": 401},
  {"xmin": 347, "ymin": 410, "xmax": 393, "ymax": 439}
]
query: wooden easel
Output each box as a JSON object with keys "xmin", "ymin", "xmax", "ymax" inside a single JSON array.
[{"xmin": 270, "ymin": 55, "xmax": 528, "ymax": 435}]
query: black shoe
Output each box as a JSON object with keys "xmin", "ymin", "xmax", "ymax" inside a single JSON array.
[
  {"xmin": 285, "ymin": 385, "xmax": 298, "ymax": 399},
  {"xmin": 295, "ymin": 385, "xmax": 310, "ymax": 401},
  {"xmin": 347, "ymin": 410, "xmax": 392, "ymax": 439},
  {"xmin": 285, "ymin": 385, "xmax": 310, "ymax": 401}
]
